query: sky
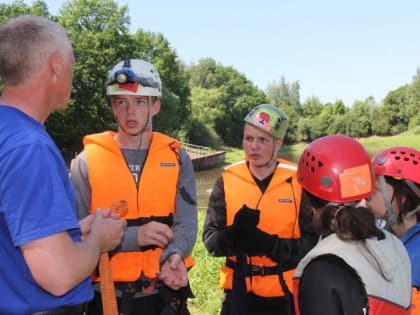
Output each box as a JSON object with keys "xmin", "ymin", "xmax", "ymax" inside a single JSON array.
[{"xmin": 8, "ymin": 0, "xmax": 420, "ymax": 105}]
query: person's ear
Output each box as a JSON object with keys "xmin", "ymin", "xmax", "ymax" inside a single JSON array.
[
  {"xmin": 110, "ymin": 98, "xmax": 118, "ymax": 116},
  {"xmin": 152, "ymin": 99, "xmax": 161, "ymax": 116},
  {"xmin": 49, "ymin": 52, "xmax": 63, "ymax": 82},
  {"xmin": 275, "ymin": 138, "xmax": 283, "ymax": 151}
]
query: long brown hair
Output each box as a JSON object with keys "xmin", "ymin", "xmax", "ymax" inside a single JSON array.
[
  {"xmin": 303, "ymin": 189, "xmax": 385, "ymax": 240},
  {"xmin": 386, "ymin": 177, "xmax": 420, "ymax": 222}
]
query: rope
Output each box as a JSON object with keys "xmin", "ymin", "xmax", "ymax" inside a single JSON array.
[
  {"xmin": 99, "ymin": 252, "xmax": 118, "ymax": 315},
  {"xmin": 100, "ymin": 200, "xmax": 128, "ymax": 315}
]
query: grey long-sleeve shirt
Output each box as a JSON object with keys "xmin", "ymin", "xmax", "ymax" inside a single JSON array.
[{"xmin": 70, "ymin": 146, "xmax": 197, "ymax": 265}]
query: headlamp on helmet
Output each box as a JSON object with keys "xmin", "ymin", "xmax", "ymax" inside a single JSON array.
[
  {"xmin": 114, "ymin": 68, "xmax": 135, "ymax": 84},
  {"xmin": 106, "ymin": 59, "xmax": 162, "ymax": 97},
  {"xmin": 109, "ymin": 68, "xmax": 160, "ymax": 89}
]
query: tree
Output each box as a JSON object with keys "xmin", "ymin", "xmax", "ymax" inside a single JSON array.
[
  {"xmin": 345, "ymin": 98, "xmax": 375, "ymax": 138},
  {"xmin": 332, "ymin": 99, "xmax": 347, "ymax": 115},
  {"xmin": 187, "ymin": 58, "xmax": 266, "ymax": 147},
  {"xmin": 42, "ymin": 0, "xmax": 133, "ymax": 160},
  {"xmin": 0, "ymin": 0, "xmax": 34, "ymax": 24},
  {"xmin": 301, "ymin": 96, "xmax": 323, "ymax": 117},
  {"xmin": 276, "ymin": 105, "xmax": 298, "ymax": 143},
  {"xmin": 380, "ymin": 85, "xmax": 410, "ymax": 135},
  {"xmin": 406, "ymin": 70, "xmax": 420, "ymax": 129},
  {"xmin": 265, "ymin": 77, "xmax": 302, "ymax": 143},
  {"xmin": 327, "ymin": 115, "xmax": 348, "ymax": 135},
  {"xmin": 319, "ymin": 104, "xmax": 335, "ymax": 135},
  {"xmin": 266, "ymin": 76, "xmax": 301, "ymax": 110}
]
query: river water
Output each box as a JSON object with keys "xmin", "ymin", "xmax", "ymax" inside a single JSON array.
[{"xmin": 195, "ymin": 167, "xmax": 223, "ymax": 210}]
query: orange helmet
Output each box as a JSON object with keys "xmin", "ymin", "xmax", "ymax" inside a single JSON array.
[{"xmin": 297, "ymin": 135, "xmax": 374, "ymax": 203}]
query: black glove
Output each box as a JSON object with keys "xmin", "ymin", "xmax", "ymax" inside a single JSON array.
[
  {"xmin": 235, "ymin": 228, "xmax": 278, "ymax": 257},
  {"xmin": 232, "ymin": 204, "xmax": 260, "ymax": 232},
  {"xmin": 225, "ymin": 205, "xmax": 261, "ymax": 254}
]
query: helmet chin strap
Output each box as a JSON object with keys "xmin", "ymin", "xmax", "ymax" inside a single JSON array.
[
  {"xmin": 403, "ymin": 179, "xmax": 420, "ymax": 219},
  {"xmin": 406, "ymin": 205, "xmax": 420, "ymax": 219},
  {"xmin": 378, "ymin": 175, "xmax": 399, "ymax": 226}
]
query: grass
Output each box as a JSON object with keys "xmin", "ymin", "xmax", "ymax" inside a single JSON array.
[
  {"xmin": 187, "ymin": 128, "xmax": 420, "ymax": 314},
  {"xmin": 359, "ymin": 127, "xmax": 420, "ymax": 154},
  {"xmin": 188, "ymin": 210, "xmax": 224, "ymax": 315}
]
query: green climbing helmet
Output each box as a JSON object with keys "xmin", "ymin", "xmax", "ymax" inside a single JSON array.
[{"xmin": 244, "ymin": 104, "xmax": 289, "ymax": 139}]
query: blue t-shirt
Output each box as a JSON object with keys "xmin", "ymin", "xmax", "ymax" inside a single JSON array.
[
  {"xmin": 0, "ymin": 105, "xmax": 93, "ymax": 314},
  {"xmin": 401, "ymin": 223, "xmax": 420, "ymax": 288}
]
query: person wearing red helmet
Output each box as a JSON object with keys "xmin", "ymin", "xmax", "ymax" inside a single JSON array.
[
  {"xmin": 293, "ymin": 135, "xmax": 412, "ymax": 315},
  {"xmin": 366, "ymin": 146, "xmax": 420, "ymax": 314}
]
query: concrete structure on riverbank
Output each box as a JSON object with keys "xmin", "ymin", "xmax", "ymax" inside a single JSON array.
[{"xmin": 181, "ymin": 143, "xmax": 226, "ymax": 171}]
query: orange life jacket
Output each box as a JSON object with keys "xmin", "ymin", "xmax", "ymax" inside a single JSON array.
[
  {"xmin": 84, "ymin": 131, "xmax": 193, "ymax": 282},
  {"xmin": 220, "ymin": 159, "xmax": 302, "ymax": 298},
  {"xmin": 412, "ymin": 287, "xmax": 420, "ymax": 315}
]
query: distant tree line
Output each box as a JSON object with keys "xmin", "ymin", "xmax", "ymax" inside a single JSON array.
[{"xmin": 1, "ymin": 0, "xmax": 419, "ymax": 163}]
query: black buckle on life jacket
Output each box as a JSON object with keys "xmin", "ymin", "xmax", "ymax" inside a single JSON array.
[
  {"xmin": 251, "ymin": 265, "xmax": 265, "ymax": 276},
  {"xmin": 225, "ymin": 259, "xmax": 279, "ymax": 277}
]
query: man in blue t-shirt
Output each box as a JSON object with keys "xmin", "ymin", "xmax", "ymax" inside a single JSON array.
[{"xmin": 0, "ymin": 15, "xmax": 127, "ymax": 314}]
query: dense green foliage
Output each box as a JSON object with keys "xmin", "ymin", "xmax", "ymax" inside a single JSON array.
[{"xmin": 1, "ymin": 0, "xmax": 420, "ymax": 163}]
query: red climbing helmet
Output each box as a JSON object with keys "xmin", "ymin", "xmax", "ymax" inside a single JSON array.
[
  {"xmin": 297, "ymin": 135, "xmax": 375, "ymax": 203},
  {"xmin": 372, "ymin": 147, "xmax": 420, "ymax": 185}
]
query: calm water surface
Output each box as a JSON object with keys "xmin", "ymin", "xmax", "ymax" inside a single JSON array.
[{"xmin": 195, "ymin": 166, "xmax": 223, "ymax": 210}]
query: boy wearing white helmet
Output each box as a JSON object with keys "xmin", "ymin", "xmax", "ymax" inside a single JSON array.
[
  {"xmin": 203, "ymin": 104, "xmax": 318, "ymax": 315},
  {"xmin": 71, "ymin": 59, "xmax": 197, "ymax": 315}
]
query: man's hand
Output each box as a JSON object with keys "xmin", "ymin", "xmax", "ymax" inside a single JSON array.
[
  {"xmin": 79, "ymin": 214, "xmax": 94, "ymax": 241},
  {"xmin": 91, "ymin": 209, "xmax": 127, "ymax": 252},
  {"xmin": 80, "ymin": 206, "xmax": 125, "ymax": 242},
  {"xmin": 157, "ymin": 254, "xmax": 188, "ymax": 290},
  {"xmin": 137, "ymin": 221, "xmax": 174, "ymax": 248}
]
